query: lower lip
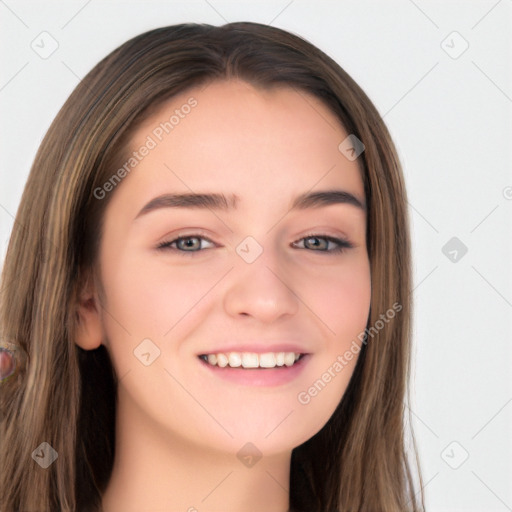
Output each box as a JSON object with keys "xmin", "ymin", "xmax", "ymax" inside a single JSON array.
[{"xmin": 198, "ymin": 355, "xmax": 310, "ymax": 387}]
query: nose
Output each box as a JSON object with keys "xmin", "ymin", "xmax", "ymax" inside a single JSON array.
[{"xmin": 222, "ymin": 244, "xmax": 300, "ymax": 324}]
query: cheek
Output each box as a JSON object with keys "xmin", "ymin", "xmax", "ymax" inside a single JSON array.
[
  {"xmin": 299, "ymin": 258, "xmax": 371, "ymax": 340},
  {"xmin": 100, "ymin": 251, "xmax": 224, "ymax": 340},
  {"xmin": 290, "ymin": 260, "xmax": 370, "ymax": 437}
]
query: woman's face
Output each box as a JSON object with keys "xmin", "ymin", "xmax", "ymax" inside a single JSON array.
[{"xmin": 96, "ymin": 79, "xmax": 371, "ymax": 456}]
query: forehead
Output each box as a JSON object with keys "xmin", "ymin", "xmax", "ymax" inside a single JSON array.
[
  {"xmin": 117, "ymin": 79, "xmax": 364, "ymax": 213},
  {"xmin": 132, "ymin": 79, "xmax": 346, "ymax": 145}
]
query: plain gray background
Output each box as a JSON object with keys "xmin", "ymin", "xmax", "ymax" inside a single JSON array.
[{"xmin": 1, "ymin": 1, "xmax": 511, "ymax": 510}]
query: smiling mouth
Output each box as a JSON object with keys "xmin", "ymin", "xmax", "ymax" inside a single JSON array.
[{"xmin": 198, "ymin": 352, "xmax": 306, "ymax": 369}]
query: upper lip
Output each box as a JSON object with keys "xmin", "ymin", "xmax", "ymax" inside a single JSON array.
[{"xmin": 198, "ymin": 343, "xmax": 310, "ymax": 355}]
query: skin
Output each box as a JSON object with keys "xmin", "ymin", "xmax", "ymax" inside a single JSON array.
[{"xmin": 76, "ymin": 79, "xmax": 371, "ymax": 512}]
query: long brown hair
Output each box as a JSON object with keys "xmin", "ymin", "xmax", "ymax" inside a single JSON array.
[{"xmin": 0, "ymin": 22, "xmax": 424, "ymax": 511}]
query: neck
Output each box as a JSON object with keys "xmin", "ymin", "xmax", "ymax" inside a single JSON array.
[{"xmin": 100, "ymin": 388, "xmax": 291, "ymax": 512}]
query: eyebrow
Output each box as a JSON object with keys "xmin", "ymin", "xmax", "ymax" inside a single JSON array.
[{"xmin": 134, "ymin": 189, "xmax": 366, "ymax": 220}]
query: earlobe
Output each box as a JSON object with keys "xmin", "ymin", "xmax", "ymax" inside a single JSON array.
[{"xmin": 74, "ymin": 282, "xmax": 104, "ymax": 351}]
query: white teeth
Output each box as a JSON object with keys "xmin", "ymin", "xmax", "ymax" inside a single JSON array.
[
  {"xmin": 228, "ymin": 352, "xmax": 242, "ymax": 367},
  {"xmin": 259, "ymin": 353, "xmax": 276, "ymax": 368},
  {"xmin": 201, "ymin": 351, "xmax": 303, "ymax": 369},
  {"xmin": 217, "ymin": 353, "xmax": 229, "ymax": 368},
  {"xmin": 241, "ymin": 353, "xmax": 259, "ymax": 368},
  {"xmin": 284, "ymin": 353, "xmax": 296, "ymax": 367}
]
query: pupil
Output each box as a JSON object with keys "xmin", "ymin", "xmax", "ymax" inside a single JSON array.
[
  {"xmin": 181, "ymin": 237, "xmax": 198, "ymax": 250},
  {"xmin": 307, "ymin": 237, "xmax": 324, "ymax": 249}
]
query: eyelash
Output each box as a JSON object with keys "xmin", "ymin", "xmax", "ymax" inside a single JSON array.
[{"xmin": 156, "ymin": 232, "xmax": 353, "ymax": 255}]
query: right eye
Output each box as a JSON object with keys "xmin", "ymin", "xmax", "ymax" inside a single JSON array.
[{"xmin": 157, "ymin": 235, "xmax": 217, "ymax": 253}]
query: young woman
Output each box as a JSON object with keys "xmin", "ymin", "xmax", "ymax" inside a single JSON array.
[{"xmin": 0, "ymin": 22, "xmax": 424, "ymax": 511}]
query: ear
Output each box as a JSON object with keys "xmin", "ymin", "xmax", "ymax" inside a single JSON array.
[{"xmin": 74, "ymin": 275, "xmax": 104, "ymax": 350}]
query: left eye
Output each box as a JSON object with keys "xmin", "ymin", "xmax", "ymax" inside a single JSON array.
[{"xmin": 292, "ymin": 235, "xmax": 352, "ymax": 253}]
